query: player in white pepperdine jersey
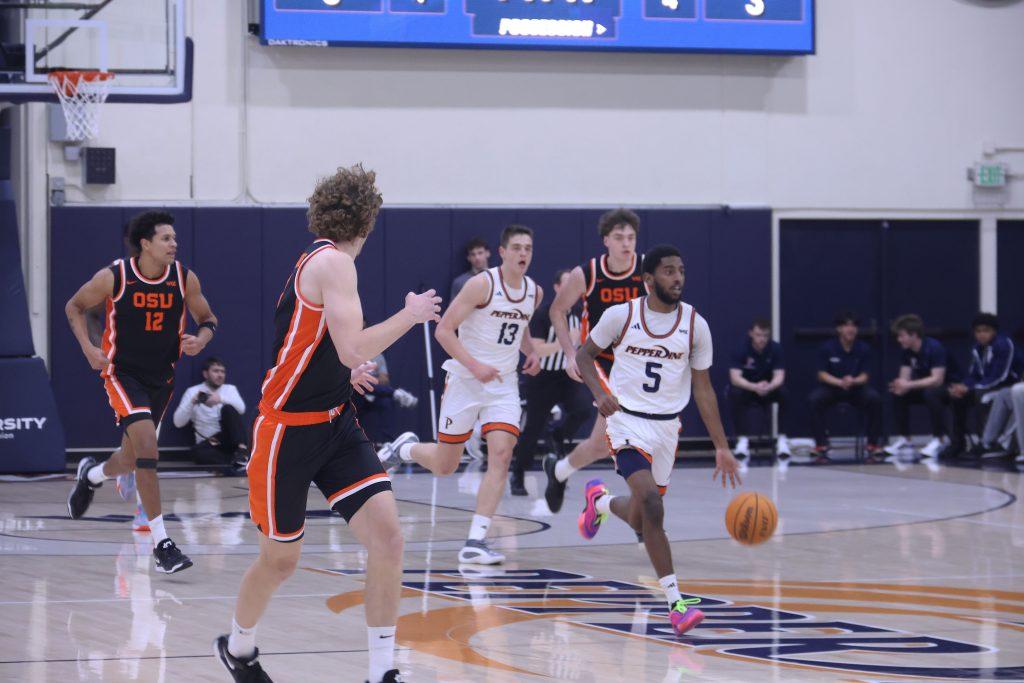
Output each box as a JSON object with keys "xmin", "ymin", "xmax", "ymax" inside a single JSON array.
[
  {"xmin": 543, "ymin": 208, "xmax": 642, "ymax": 513},
  {"xmin": 378, "ymin": 225, "xmax": 542, "ymax": 565},
  {"xmin": 574, "ymin": 244, "xmax": 741, "ymax": 639}
]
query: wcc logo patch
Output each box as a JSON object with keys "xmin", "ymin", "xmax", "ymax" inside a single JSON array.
[{"xmin": 312, "ymin": 568, "xmax": 1024, "ymax": 680}]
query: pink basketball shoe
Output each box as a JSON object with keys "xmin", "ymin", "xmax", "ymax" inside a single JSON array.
[
  {"xmin": 669, "ymin": 598, "xmax": 704, "ymax": 636},
  {"xmin": 578, "ymin": 479, "xmax": 608, "ymax": 540}
]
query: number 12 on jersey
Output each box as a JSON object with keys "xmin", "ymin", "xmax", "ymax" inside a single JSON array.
[{"xmin": 497, "ymin": 322, "xmax": 519, "ymax": 346}]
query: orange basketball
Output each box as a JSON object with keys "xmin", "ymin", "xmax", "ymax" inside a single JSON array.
[{"xmin": 725, "ymin": 492, "xmax": 778, "ymax": 545}]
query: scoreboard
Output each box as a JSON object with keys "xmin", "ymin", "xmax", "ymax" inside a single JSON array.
[{"xmin": 260, "ymin": 0, "xmax": 815, "ymax": 55}]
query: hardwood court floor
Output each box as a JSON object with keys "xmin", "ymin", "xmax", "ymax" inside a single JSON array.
[{"xmin": 0, "ymin": 458, "xmax": 1022, "ymax": 682}]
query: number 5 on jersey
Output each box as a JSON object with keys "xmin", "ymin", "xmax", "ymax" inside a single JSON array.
[{"xmin": 643, "ymin": 361, "xmax": 662, "ymax": 393}]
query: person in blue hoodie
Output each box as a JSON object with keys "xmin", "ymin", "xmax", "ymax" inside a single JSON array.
[{"xmin": 941, "ymin": 313, "xmax": 1023, "ymax": 459}]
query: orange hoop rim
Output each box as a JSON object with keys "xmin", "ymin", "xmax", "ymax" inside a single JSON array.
[{"xmin": 47, "ymin": 70, "xmax": 114, "ymax": 95}]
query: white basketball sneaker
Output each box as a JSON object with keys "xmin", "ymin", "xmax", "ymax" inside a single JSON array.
[
  {"xmin": 884, "ymin": 436, "xmax": 909, "ymax": 456},
  {"xmin": 458, "ymin": 539, "xmax": 505, "ymax": 565},
  {"xmin": 377, "ymin": 432, "xmax": 419, "ymax": 470},
  {"xmin": 920, "ymin": 437, "xmax": 944, "ymax": 458}
]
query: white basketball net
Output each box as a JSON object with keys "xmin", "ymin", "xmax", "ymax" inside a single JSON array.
[{"xmin": 48, "ymin": 71, "xmax": 114, "ymax": 142}]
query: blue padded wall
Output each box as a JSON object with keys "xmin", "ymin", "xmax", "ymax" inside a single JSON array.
[
  {"xmin": 998, "ymin": 220, "xmax": 1024, "ymax": 343},
  {"xmin": 49, "ymin": 206, "xmax": 772, "ymax": 450},
  {"xmin": 0, "ymin": 183, "xmax": 34, "ymax": 357}
]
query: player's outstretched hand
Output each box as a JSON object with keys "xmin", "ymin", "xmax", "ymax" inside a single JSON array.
[
  {"xmin": 595, "ymin": 393, "xmax": 620, "ymax": 417},
  {"xmin": 86, "ymin": 345, "xmax": 110, "ymax": 371},
  {"xmin": 564, "ymin": 356, "xmax": 583, "ymax": 383},
  {"xmin": 405, "ymin": 289, "xmax": 442, "ymax": 323},
  {"xmin": 180, "ymin": 333, "xmax": 207, "ymax": 357},
  {"xmin": 713, "ymin": 448, "xmax": 742, "ymax": 489},
  {"xmin": 350, "ymin": 361, "xmax": 379, "ymax": 395},
  {"xmin": 471, "ymin": 362, "xmax": 502, "ymax": 384},
  {"xmin": 522, "ymin": 352, "xmax": 541, "ymax": 376}
]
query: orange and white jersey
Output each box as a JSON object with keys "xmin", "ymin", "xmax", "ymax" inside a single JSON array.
[
  {"xmin": 588, "ymin": 296, "xmax": 712, "ymax": 415},
  {"xmin": 442, "ymin": 266, "xmax": 538, "ymax": 379}
]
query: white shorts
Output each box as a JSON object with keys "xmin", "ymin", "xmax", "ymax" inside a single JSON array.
[
  {"xmin": 438, "ymin": 372, "xmax": 521, "ymax": 444},
  {"xmin": 606, "ymin": 410, "xmax": 681, "ymax": 491}
]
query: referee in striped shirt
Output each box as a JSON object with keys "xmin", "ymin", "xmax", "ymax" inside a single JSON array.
[{"xmin": 511, "ymin": 269, "xmax": 595, "ymax": 496}]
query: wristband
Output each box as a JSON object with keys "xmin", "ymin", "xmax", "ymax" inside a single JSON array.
[{"xmin": 199, "ymin": 321, "xmax": 217, "ymax": 335}]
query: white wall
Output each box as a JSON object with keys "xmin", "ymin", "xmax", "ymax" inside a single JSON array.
[
  {"xmin": 13, "ymin": 0, "xmax": 1024, "ymax": 361},
  {"xmin": 28, "ymin": 0, "xmax": 1024, "ymax": 209}
]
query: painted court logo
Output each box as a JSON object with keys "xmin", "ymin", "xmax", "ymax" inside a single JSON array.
[{"xmin": 312, "ymin": 567, "xmax": 1024, "ymax": 680}]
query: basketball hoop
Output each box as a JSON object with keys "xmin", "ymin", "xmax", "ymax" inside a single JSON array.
[{"xmin": 47, "ymin": 70, "xmax": 114, "ymax": 142}]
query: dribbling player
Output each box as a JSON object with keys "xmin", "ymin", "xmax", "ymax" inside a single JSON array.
[
  {"xmin": 378, "ymin": 225, "xmax": 541, "ymax": 565},
  {"xmin": 214, "ymin": 164, "xmax": 440, "ymax": 683},
  {"xmin": 543, "ymin": 208, "xmax": 643, "ymax": 512},
  {"xmin": 575, "ymin": 244, "xmax": 741, "ymax": 636},
  {"xmin": 66, "ymin": 210, "xmax": 218, "ymax": 574}
]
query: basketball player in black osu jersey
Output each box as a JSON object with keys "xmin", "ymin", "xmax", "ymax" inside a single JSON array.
[
  {"xmin": 544, "ymin": 208, "xmax": 644, "ymax": 512},
  {"xmin": 65, "ymin": 211, "xmax": 218, "ymax": 574},
  {"xmin": 215, "ymin": 165, "xmax": 440, "ymax": 683}
]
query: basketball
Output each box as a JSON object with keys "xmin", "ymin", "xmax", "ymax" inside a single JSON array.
[{"xmin": 725, "ymin": 492, "xmax": 778, "ymax": 545}]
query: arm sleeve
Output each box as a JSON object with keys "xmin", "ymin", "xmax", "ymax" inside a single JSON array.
[
  {"xmin": 588, "ymin": 304, "xmax": 628, "ymax": 351},
  {"xmin": 222, "ymin": 385, "xmax": 245, "ymax": 414},
  {"xmin": 690, "ymin": 315, "xmax": 713, "ymax": 371},
  {"xmin": 728, "ymin": 344, "xmax": 744, "ymax": 370},
  {"xmin": 172, "ymin": 385, "xmax": 196, "ymax": 428},
  {"xmin": 931, "ymin": 342, "xmax": 947, "ymax": 369}
]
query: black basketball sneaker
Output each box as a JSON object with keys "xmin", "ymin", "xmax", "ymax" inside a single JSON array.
[
  {"xmin": 367, "ymin": 670, "xmax": 404, "ymax": 683},
  {"xmin": 543, "ymin": 453, "xmax": 567, "ymax": 513},
  {"xmin": 153, "ymin": 538, "xmax": 193, "ymax": 574},
  {"xmin": 67, "ymin": 456, "xmax": 101, "ymax": 519},
  {"xmin": 214, "ymin": 634, "xmax": 273, "ymax": 682}
]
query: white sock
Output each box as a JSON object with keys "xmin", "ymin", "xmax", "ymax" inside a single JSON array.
[
  {"xmin": 398, "ymin": 443, "xmax": 415, "ymax": 463},
  {"xmin": 87, "ymin": 462, "xmax": 108, "ymax": 485},
  {"xmin": 554, "ymin": 458, "xmax": 576, "ymax": 483},
  {"xmin": 228, "ymin": 617, "xmax": 257, "ymax": 659},
  {"xmin": 595, "ymin": 494, "xmax": 614, "ymax": 515},
  {"xmin": 148, "ymin": 515, "xmax": 169, "ymax": 546},
  {"xmin": 659, "ymin": 574, "xmax": 682, "ymax": 607},
  {"xmin": 367, "ymin": 625, "xmax": 396, "ymax": 682},
  {"xmin": 468, "ymin": 514, "xmax": 490, "ymax": 541}
]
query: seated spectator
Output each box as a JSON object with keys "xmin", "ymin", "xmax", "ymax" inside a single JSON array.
[
  {"xmin": 450, "ymin": 237, "xmax": 491, "ymax": 302},
  {"xmin": 886, "ymin": 314, "xmax": 959, "ymax": 459},
  {"xmin": 808, "ymin": 312, "xmax": 883, "ymax": 463},
  {"xmin": 172, "ymin": 357, "xmax": 248, "ymax": 469},
  {"xmin": 727, "ymin": 318, "xmax": 790, "ymax": 465},
  {"xmin": 943, "ymin": 313, "xmax": 1024, "ymax": 459},
  {"xmin": 353, "ymin": 351, "xmax": 419, "ymax": 445}
]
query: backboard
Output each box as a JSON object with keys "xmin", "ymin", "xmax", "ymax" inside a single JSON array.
[{"xmin": 0, "ymin": 0, "xmax": 191, "ymax": 104}]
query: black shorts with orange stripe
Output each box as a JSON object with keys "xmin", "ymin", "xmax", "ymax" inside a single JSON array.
[
  {"xmin": 247, "ymin": 405, "xmax": 390, "ymax": 542},
  {"xmin": 103, "ymin": 371, "xmax": 174, "ymax": 429}
]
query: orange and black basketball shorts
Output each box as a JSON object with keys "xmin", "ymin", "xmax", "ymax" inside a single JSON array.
[
  {"xmin": 246, "ymin": 406, "xmax": 391, "ymax": 542},
  {"xmin": 103, "ymin": 371, "xmax": 174, "ymax": 429}
]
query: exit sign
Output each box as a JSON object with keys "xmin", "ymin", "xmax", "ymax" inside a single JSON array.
[{"xmin": 972, "ymin": 163, "xmax": 1008, "ymax": 188}]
